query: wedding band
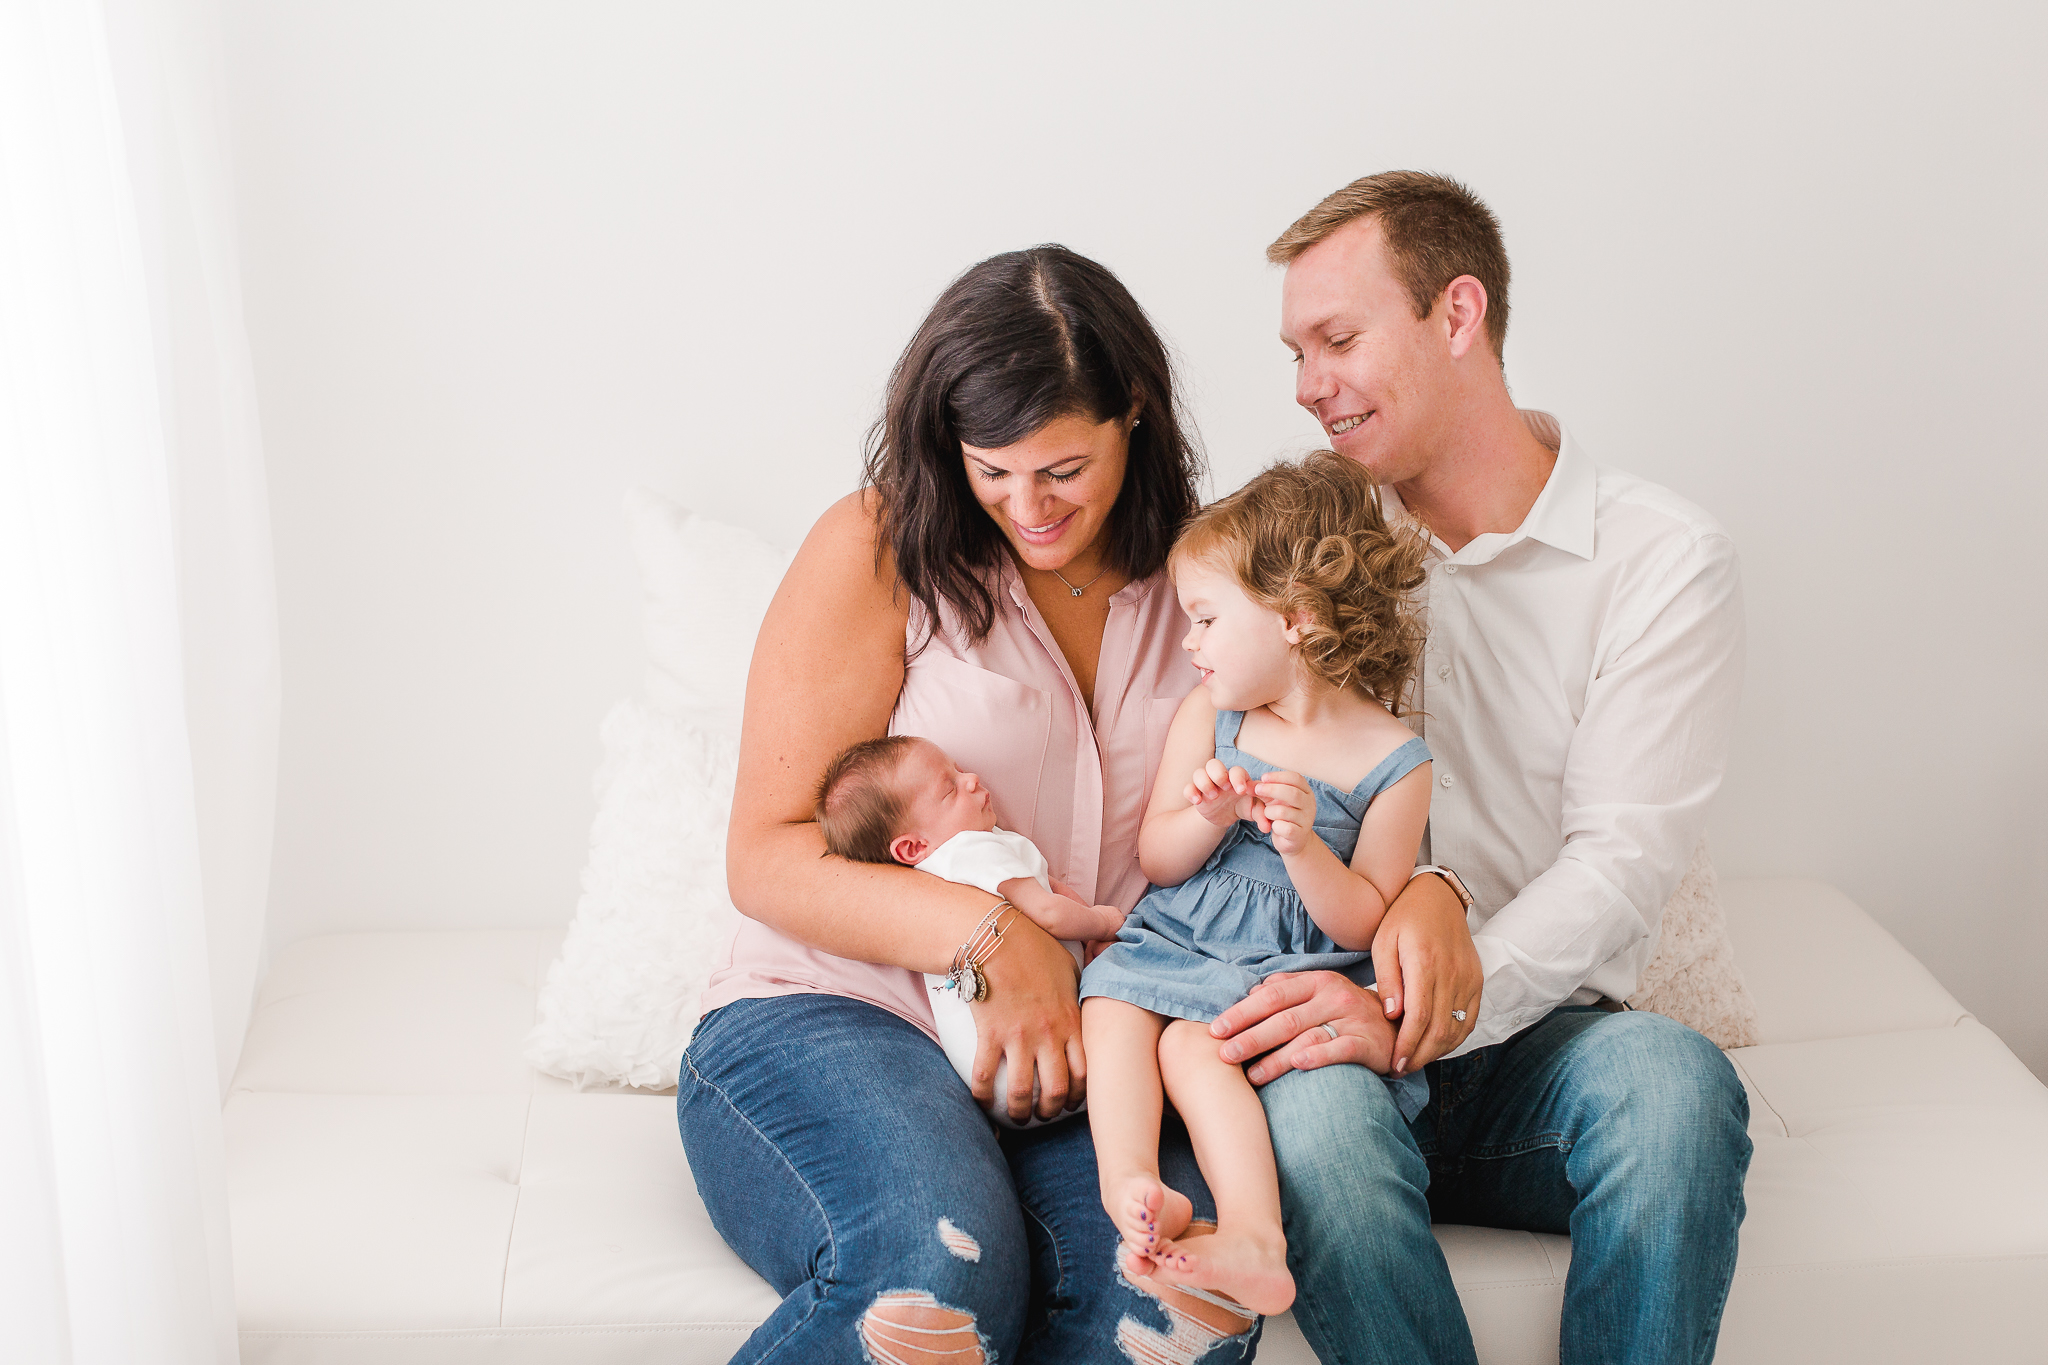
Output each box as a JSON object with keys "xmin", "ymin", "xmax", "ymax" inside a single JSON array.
[
  {"xmin": 1318, "ymin": 1023, "xmax": 1340, "ymax": 1042},
  {"xmin": 1450, "ymin": 1008, "xmax": 1467, "ymax": 1023}
]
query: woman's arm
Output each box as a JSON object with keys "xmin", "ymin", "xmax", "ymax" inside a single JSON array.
[
  {"xmin": 1256, "ymin": 761, "xmax": 1432, "ymax": 950},
  {"xmin": 1136, "ymin": 687, "xmax": 1240, "ymax": 887},
  {"xmin": 727, "ymin": 490, "xmax": 971, "ymax": 965},
  {"xmin": 726, "ymin": 491, "xmax": 1084, "ymax": 1120}
]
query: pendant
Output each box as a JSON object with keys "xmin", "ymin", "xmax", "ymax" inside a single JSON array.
[{"xmin": 1070, "ymin": 586, "xmax": 1084, "ymax": 597}]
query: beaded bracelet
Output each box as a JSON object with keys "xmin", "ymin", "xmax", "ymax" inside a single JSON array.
[{"xmin": 941, "ymin": 900, "xmax": 1016, "ymax": 1003}]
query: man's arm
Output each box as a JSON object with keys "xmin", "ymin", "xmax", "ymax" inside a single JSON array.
[{"xmin": 1450, "ymin": 529, "xmax": 1745, "ymax": 1056}]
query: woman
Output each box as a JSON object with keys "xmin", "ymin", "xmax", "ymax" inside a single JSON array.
[{"xmin": 678, "ymin": 245, "xmax": 1471, "ymax": 1365}]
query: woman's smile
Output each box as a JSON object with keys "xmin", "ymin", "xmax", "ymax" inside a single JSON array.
[
  {"xmin": 962, "ymin": 411, "xmax": 1131, "ymax": 572},
  {"xmin": 1011, "ymin": 509, "xmax": 1077, "ymax": 545}
]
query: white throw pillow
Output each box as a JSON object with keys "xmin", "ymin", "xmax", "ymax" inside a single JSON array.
[
  {"xmin": 626, "ymin": 487, "xmax": 788, "ymax": 721},
  {"xmin": 525, "ymin": 490, "xmax": 787, "ymax": 1090},
  {"xmin": 1628, "ymin": 838, "xmax": 1761, "ymax": 1049}
]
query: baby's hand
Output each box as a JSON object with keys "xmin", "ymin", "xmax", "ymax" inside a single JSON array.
[
  {"xmin": 1254, "ymin": 772, "xmax": 1316, "ymax": 856},
  {"xmin": 1029, "ymin": 896, "xmax": 1128, "ymax": 943},
  {"xmin": 1186, "ymin": 759, "xmax": 1259, "ymax": 828},
  {"xmin": 1026, "ymin": 878, "xmax": 1126, "ymax": 942}
]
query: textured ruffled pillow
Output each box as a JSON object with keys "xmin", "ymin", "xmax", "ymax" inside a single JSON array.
[
  {"xmin": 1629, "ymin": 838, "xmax": 1760, "ymax": 1049},
  {"xmin": 525, "ymin": 490, "xmax": 787, "ymax": 1090}
]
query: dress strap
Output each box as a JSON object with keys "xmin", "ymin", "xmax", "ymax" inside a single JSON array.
[
  {"xmin": 1351, "ymin": 735, "xmax": 1432, "ymax": 800},
  {"xmin": 1213, "ymin": 708, "xmax": 1247, "ymax": 751}
]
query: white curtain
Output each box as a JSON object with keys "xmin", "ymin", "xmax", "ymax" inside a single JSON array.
[{"xmin": 0, "ymin": 0, "xmax": 276, "ymax": 1359}]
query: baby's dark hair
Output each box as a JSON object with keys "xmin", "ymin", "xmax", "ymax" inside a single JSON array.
[
  {"xmin": 1174, "ymin": 451, "xmax": 1428, "ymax": 713},
  {"xmin": 814, "ymin": 735, "xmax": 923, "ymax": 864}
]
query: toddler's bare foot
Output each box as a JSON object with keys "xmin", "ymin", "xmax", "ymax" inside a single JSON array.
[
  {"xmin": 1105, "ymin": 1174, "xmax": 1192, "ymax": 1278},
  {"xmin": 1149, "ymin": 1228, "xmax": 1296, "ymax": 1316}
]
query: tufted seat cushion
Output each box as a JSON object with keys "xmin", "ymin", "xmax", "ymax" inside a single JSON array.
[{"xmin": 225, "ymin": 880, "xmax": 2048, "ymax": 1363}]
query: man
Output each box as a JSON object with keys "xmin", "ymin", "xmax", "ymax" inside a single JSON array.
[{"xmin": 1210, "ymin": 172, "xmax": 1752, "ymax": 1363}]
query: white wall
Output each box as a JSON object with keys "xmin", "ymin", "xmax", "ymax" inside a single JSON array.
[{"xmin": 223, "ymin": 1, "xmax": 2048, "ymax": 1075}]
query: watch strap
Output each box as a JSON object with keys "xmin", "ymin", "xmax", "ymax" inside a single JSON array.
[{"xmin": 1410, "ymin": 864, "xmax": 1474, "ymax": 913}]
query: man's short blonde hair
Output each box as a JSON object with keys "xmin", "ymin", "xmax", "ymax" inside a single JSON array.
[{"xmin": 1268, "ymin": 171, "xmax": 1511, "ymax": 359}]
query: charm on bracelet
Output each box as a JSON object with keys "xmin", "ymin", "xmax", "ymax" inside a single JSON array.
[{"xmin": 941, "ymin": 899, "xmax": 1012, "ymax": 1003}]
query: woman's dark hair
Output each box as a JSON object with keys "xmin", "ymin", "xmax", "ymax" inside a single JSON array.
[{"xmin": 862, "ymin": 245, "xmax": 1204, "ymax": 644}]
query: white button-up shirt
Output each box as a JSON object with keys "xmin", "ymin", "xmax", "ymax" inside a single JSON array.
[{"xmin": 1398, "ymin": 411, "xmax": 1745, "ymax": 1056}]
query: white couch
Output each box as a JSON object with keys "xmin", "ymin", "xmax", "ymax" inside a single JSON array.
[{"xmin": 225, "ymin": 879, "xmax": 2048, "ymax": 1364}]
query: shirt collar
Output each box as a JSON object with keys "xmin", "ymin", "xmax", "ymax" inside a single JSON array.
[
  {"xmin": 1387, "ymin": 409, "xmax": 1595, "ymax": 566},
  {"xmin": 1512, "ymin": 410, "xmax": 1596, "ymax": 561}
]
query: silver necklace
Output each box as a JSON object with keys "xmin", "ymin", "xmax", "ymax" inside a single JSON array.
[{"xmin": 1051, "ymin": 563, "xmax": 1111, "ymax": 598}]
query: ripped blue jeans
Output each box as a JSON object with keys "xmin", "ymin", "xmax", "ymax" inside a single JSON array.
[{"xmin": 681, "ymin": 993, "xmax": 1262, "ymax": 1364}]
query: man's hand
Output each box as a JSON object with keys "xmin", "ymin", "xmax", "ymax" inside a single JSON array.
[
  {"xmin": 1208, "ymin": 971, "xmax": 1397, "ymax": 1084},
  {"xmin": 1372, "ymin": 873, "xmax": 1483, "ymax": 1074},
  {"xmin": 1186, "ymin": 759, "xmax": 1260, "ymax": 828},
  {"xmin": 1207, "ymin": 873, "xmax": 1484, "ymax": 1083}
]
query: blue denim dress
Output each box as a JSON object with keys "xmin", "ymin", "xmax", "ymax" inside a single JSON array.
[{"xmin": 1082, "ymin": 708, "xmax": 1433, "ymax": 1117}]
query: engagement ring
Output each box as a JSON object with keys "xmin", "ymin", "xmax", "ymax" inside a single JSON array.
[{"xmin": 1450, "ymin": 1008, "xmax": 1467, "ymax": 1023}]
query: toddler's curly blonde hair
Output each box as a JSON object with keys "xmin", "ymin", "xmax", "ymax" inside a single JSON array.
[{"xmin": 1174, "ymin": 451, "xmax": 1428, "ymax": 714}]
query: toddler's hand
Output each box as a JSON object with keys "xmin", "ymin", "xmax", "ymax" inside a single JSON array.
[
  {"xmin": 1186, "ymin": 759, "xmax": 1259, "ymax": 827},
  {"xmin": 1254, "ymin": 772, "xmax": 1316, "ymax": 856}
]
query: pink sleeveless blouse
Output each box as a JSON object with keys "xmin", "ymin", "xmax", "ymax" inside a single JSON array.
[{"xmin": 699, "ymin": 560, "xmax": 1199, "ymax": 1040}]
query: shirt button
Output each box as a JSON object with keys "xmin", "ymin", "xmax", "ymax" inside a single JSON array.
[
  {"xmin": 1444, "ymin": 563, "xmax": 1459, "ymax": 575},
  {"xmin": 1437, "ymin": 664, "xmax": 1452, "ymax": 681},
  {"xmin": 1440, "ymin": 774, "xmax": 1455, "ymax": 788}
]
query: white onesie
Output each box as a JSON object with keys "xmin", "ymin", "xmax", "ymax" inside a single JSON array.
[{"xmin": 916, "ymin": 828, "xmax": 1086, "ymax": 1129}]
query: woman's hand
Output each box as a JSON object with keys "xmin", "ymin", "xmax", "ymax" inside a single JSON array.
[
  {"xmin": 1371, "ymin": 873, "xmax": 1483, "ymax": 1073},
  {"xmin": 970, "ymin": 916, "xmax": 1087, "ymax": 1123},
  {"xmin": 1185, "ymin": 759, "xmax": 1257, "ymax": 828},
  {"xmin": 1253, "ymin": 772, "xmax": 1315, "ymax": 855},
  {"xmin": 1208, "ymin": 971, "xmax": 1397, "ymax": 1083}
]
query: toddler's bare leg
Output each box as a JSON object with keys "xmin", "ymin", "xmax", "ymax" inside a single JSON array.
[
  {"xmin": 1149, "ymin": 1018, "xmax": 1296, "ymax": 1315},
  {"xmin": 1082, "ymin": 998, "xmax": 1194, "ymax": 1275}
]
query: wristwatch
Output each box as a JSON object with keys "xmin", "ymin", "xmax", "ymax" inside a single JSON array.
[{"xmin": 1409, "ymin": 864, "xmax": 1474, "ymax": 914}]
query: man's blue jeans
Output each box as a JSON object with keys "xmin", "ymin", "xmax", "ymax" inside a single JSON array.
[
  {"xmin": 1261, "ymin": 1006, "xmax": 1751, "ymax": 1365},
  {"xmin": 680, "ymin": 993, "xmax": 1261, "ymax": 1364}
]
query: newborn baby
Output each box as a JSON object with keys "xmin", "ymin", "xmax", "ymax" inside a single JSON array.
[{"xmin": 815, "ymin": 734, "xmax": 1125, "ymax": 1127}]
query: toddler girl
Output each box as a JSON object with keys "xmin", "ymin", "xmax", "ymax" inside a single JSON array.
[
  {"xmin": 815, "ymin": 734, "xmax": 1125, "ymax": 1125},
  {"xmin": 1079, "ymin": 450, "xmax": 1432, "ymax": 1315}
]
